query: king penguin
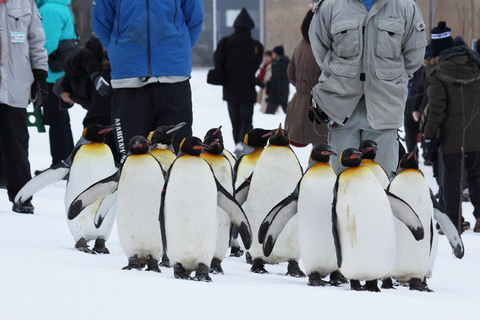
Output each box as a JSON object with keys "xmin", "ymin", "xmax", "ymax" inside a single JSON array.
[
  {"xmin": 258, "ymin": 144, "xmax": 346, "ymax": 286},
  {"xmin": 68, "ymin": 136, "xmax": 166, "ymax": 271},
  {"xmin": 15, "ymin": 124, "xmax": 117, "ymax": 253},
  {"xmin": 384, "ymin": 147, "xmax": 464, "ymax": 291},
  {"xmin": 358, "ymin": 140, "xmax": 389, "ymax": 189},
  {"xmin": 200, "ymin": 126, "xmax": 235, "ymax": 274},
  {"xmin": 239, "ymin": 124, "xmax": 305, "ymax": 276},
  {"xmin": 147, "ymin": 122, "xmax": 185, "ymax": 171},
  {"xmin": 160, "ymin": 136, "xmax": 252, "ymax": 282},
  {"xmin": 332, "ymin": 148, "xmax": 424, "ymax": 292}
]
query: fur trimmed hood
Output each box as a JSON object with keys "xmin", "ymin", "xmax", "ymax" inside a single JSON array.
[{"xmin": 433, "ymin": 46, "xmax": 480, "ymax": 84}]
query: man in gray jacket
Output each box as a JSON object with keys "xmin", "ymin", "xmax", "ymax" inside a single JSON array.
[
  {"xmin": 0, "ymin": 0, "xmax": 48, "ymax": 213},
  {"xmin": 309, "ymin": 0, "xmax": 427, "ymax": 177}
]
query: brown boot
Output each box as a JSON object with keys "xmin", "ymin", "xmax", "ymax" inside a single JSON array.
[{"xmin": 474, "ymin": 217, "xmax": 480, "ymax": 233}]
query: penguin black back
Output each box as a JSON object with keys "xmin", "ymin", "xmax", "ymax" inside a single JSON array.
[
  {"xmin": 244, "ymin": 128, "xmax": 273, "ymax": 148},
  {"xmin": 358, "ymin": 140, "xmax": 378, "ymax": 160},
  {"xmin": 268, "ymin": 124, "xmax": 289, "ymax": 147},
  {"xmin": 310, "ymin": 144, "xmax": 337, "ymax": 163},
  {"xmin": 203, "ymin": 126, "xmax": 224, "ymax": 155},
  {"xmin": 128, "ymin": 136, "xmax": 149, "ymax": 155},
  {"xmin": 340, "ymin": 148, "xmax": 363, "ymax": 167},
  {"xmin": 83, "ymin": 124, "xmax": 115, "ymax": 143}
]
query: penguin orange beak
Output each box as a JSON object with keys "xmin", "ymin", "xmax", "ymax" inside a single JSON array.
[
  {"xmin": 261, "ymin": 131, "xmax": 273, "ymax": 138},
  {"xmin": 275, "ymin": 123, "xmax": 285, "ymax": 136},
  {"xmin": 98, "ymin": 125, "xmax": 116, "ymax": 135},
  {"xmin": 213, "ymin": 125, "xmax": 222, "ymax": 136},
  {"xmin": 166, "ymin": 122, "xmax": 187, "ymax": 134},
  {"xmin": 193, "ymin": 144, "xmax": 211, "ymax": 150},
  {"xmin": 407, "ymin": 146, "xmax": 418, "ymax": 160}
]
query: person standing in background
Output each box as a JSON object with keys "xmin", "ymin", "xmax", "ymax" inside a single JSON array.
[
  {"xmin": 265, "ymin": 45, "xmax": 290, "ymax": 114},
  {"xmin": 93, "ymin": 0, "xmax": 204, "ymax": 160},
  {"xmin": 0, "ymin": 0, "xmax": 48, "ymax": 213},
  {"xmin": 257, "ymin": 50, "xmax": 272, "ymax": 114},
  {"xmin": 213, "ymin": 7, "xmax": 264, "ymax": 155},
  {"xmin": 285, "ymin": 9, "xmax": 326, "ymax": 147},
  {"xmin": 35, "ymin": 0, "xmax": 75, "ymax": 170}
]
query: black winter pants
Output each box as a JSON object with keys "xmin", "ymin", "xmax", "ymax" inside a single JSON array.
[
  {"xmin": 0, "ymin": 104, "xmax": 32, "ymax": 202},
  {"xmin": 227, "ymin": 102, "xmax": 254, "ymax": 144},
  {"xmin": 42, "ymin": 83, "xmax": 74, "ymax": 166},
  {"xmin": 111, "ymin": 81, "xmax": 193, "ymax": 162},
  {"xmin": 443, "ymin": 151, "xmax": 480, "ymax": 226},
  {"xmin": 403, "ymin": 110, "xmax": 419, "ymax": 153}
]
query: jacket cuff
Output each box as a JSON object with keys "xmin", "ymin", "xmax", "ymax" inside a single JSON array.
[{"xmin": 32, "ymin": 69, "xmax": 48, "ymax": 80}]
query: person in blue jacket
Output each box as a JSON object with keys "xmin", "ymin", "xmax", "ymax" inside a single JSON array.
[
  {"xmin": 93, "ymin": 0, "xmax": 204, "ymax": 161},
  {"xmin": 36, "ymin": 0, "xmax": 76, "ymax": 169}
]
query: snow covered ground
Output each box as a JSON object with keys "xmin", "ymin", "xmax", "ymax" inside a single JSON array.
[{"xmin": 0, "ymin": 68, "xmax": 478, "ymax": 320}]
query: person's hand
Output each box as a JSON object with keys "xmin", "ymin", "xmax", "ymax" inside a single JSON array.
[
  {"xmin": 30, "ymin": 69, "xmax": 48, "ymax": 108},
  {"xmin": 412, "ymin": 111, "xmax": 420, "ymax": 122},
  {"xmin": 424, "ymin": 137, "xmax": 440, "ymax": 163},
  {"xmin": 90, "ymin": 72, "xmax": 113, "ymax": 97},
  {"xmin": 60, "ymin": 92, "xmax": 74, "ymax": 105}
]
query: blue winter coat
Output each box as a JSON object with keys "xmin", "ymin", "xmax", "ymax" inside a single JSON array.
[
  {"xmin": 35, "ymin": 0, "xmax": 76, "ymax": 83},
  {"xmin": 92, "ymin": 0, "xmax": 204, "ymax": 80}
]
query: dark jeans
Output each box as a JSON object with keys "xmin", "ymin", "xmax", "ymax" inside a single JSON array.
[
  {"xmin": 443, "ymin": 151, "xmax": 480, "ymax": 226},
  {"xmin": 111, "ymin": 81, "xmax": 193, "ymax": 162},
  {"xmin": 404, "ymin": 111, "xmax": 419, "ymax": 153},
  {"xmin": 0, "ymin": 104, "xmax": 32, "ymax": 202},
  {"xmin": 42, "ymin": 83, "xmax": 74, "ymax": 166},
  {"xmin": 227, "ymin": 102, "xmax": 254, "ymax": 144}
]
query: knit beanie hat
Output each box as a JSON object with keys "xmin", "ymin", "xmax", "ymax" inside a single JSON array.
[
  {"xmin": 430, "ymin": 21, "xmax": 455, "ymax": 57},
  {"xmin": 273, "ymin": 45, "xmax": 285, "ymax": 56}
]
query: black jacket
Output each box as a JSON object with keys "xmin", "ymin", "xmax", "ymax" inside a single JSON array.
[
  {"xmin": 267, "ymin": 55, "xmax": 290, "ymax": 105},
  {"xmin": 214, "ymin": 28, "xmax": 263, "ymax": 104}
]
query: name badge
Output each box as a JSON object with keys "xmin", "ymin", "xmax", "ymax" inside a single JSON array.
[{"xmin": 11, "ymin": 32, "xmax": 26, "ymax": 43}]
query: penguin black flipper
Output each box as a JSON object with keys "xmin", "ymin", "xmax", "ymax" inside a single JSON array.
[
  {"xmin": 430, "ymin": 189, "xmax": 464, "ymax": 259},
  {"xmin": 14, "ymin": 161, "xmax": 71, "ymax": 206},
  {"xmin": 385, "ymin": 190, "xmax": 424, "ymax": 241},
  {"xmin": 332, "ymin": 176, "xmax": 342, "ymax": 269},
  {"xmin": 94, "ymin": 192, "xmax": 118, "ymax": 228},
  {"xmin": 232, "ymin": 154, "xmax": 246, "ymax": 183},
  {"xmin": 215, "ymin": 177, "xmax": 253, "ymax": 250},
  {"xmin": 68, "ymin": 169, "xmax": 121, "ymax": 220},
  {"xmin": 235, "ymin": 173, "xmax": 253, "ymax": 205},
  {"xmin": 259, "ymin": 183, "xmax": 300, "ymax": 257},
  {"xmin": 159, "ymin": 159, "xmax": 179, "ymax": 253}
]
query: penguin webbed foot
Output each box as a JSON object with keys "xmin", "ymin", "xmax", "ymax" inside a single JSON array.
[
  {"xmin": 245, "ymin": 251, "xmax": 253, "ymax": 265},
  {"xmin": 329, "ymin": 270, "xmax": 349, "ymax": 286},
  {"xmin": 286, "ymin": 260, "xmax": 306, "ymax": 278},
  {"xmin": 364, "ymin": 280, "xmax": 381, "ymax": 292},
  {"xmin": 122, "ymin": 256, "xmax": 143, "ymax": 271},
  {"xmin": 75, "ymin": 238, "xmax": 96, "ymax": 254},
  {"xmin": 409, "ymin": 278, "xmax": 434, "ymax": 292},
  {"xmin": 194, "ymin": 263, "xmax": 212, "ymax": 282},
  {"xmin": 92, "ymin": 238, "xmax": 110, "ymax": 254},
  {"xmin": 350, "ymin": 280, "xmax": 366, "ymax": 291},
  {"xmin": 229, "ymin": 246, "xmax": 244, "ymax": 257},
  {"xmin": 308, "ymin": 272, "xmax": 329, "ymax": 287},
  {"xmin": 250, "ymin": 258, "xmax": 268, "ymax": 274},
  {"xmin": 209, "ymin": 258, "xmax": 224, "ymax": 275},
  {"xmin": 159, "ymin": 253, "xmax": 171, "ymax": 268},
  {"xmin": 174, "ymin": 263, "xmax": 193, "ymax": 280},
  {"xmin": 381, "ymin": 277, "xmax": 396, "ymax": 290},
  {"xmin": 145, "ymin": 256, "xmax": 161, "ymax": 273}
]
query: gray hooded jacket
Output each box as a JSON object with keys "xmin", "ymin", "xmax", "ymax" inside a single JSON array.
[{"xmin": 309, "ymin": 0, "xmax": 426, "ymax": 130}]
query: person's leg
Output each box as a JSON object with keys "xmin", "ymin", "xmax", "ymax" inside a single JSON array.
[
  {"xmin": 238, "ymin": 103, "xmax": 254, "ymax": 144},
  {"xmin": 0, "ymin": 104, "xmax": 32, "ymax": 202},
  {"xmin": 111, "ymin": 86, "xmax": 155, "ymax": 163},
  {"xmin": 404, "ymin": 112, "xmax": 419, "ymax": 153},
  {"xmin": 265, "ymin": 102, "xmax": 278, "ymax": 115},
  {"xmin": 42, "ymin": 83, "xmax": 74, "ymax": 165},
  {"xmin": 465, "ymin": 151, "xmax": 480, "ymax": 221},
  {"xmin": 151, "ymin": 81, "xmax": 193, "ymax": 153},
  {"xmin": 227, "ymin": 102, "xmax": 242, "ymax": 144},
  {"xmin": 442, "ymin": 152, "xmax": 462, "ymax": 227}
]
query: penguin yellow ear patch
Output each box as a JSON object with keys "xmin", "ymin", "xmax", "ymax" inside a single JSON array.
[
  {"xmin": 179, "ymin": 138, "xmax": 186, "ymax": 150},
  {"xmin": 147, "ymin": 132, "xmax": 153, "ymax": 142}
]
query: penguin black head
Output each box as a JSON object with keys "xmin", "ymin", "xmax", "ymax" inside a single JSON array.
[
  {"xmin": 358, "ymin": 140, "xmax": 378, "ymax": 160},
  {"xmin": 268, "ymin": 124, "xmax": 289, "ymax": 147},
  {"xmin": 398, "ymin": 146, "xmax": 419, "ymax": 171},
  {"xmin": 179, "ymin": 136, "xmax": 210, "ymax": 156},
  {"xmin": 148, "ymin": 122, "xmax": 186, "ymax": 145},
  {"xmin": 82, "ymin": 124, "xmax": 115, "ymax": 143},
  {"xmin": 310, "ymin": 144, "xmax": 337, "ymax": 163},
  {"xmin": 128, "ymin": 136, "xmax": 149, "ymax": 155},
  {"xmin": 203, "ymin": 126, "xmax": 224, "ymax": 155},
  {"xmin": 340, "ymin": 148, "xmax": 363, "ymax": 167},
  {"xmin": 244, "ymin": 128, "xmax": 273, "ymax": 148}
]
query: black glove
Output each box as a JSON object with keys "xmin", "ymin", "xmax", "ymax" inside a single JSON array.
[
  {"xmin": 254, "ymin": 77, "xmax": 265, "ymax": 89},
  {"xmin": 30, "ymin": 69, "xmax": 48, "ymax": 108},
  {"xmin": 308, "ymin": 96, "xmax": 330, "ymax": 124},
  {"xmin": 90, "ymin": 72, "xmax": 113, "ymax": 97},
  {"xmin": 424, "ymin": 137, "xmax": 440, "ymax": 163}
]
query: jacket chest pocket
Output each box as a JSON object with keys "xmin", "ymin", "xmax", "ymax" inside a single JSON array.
[
  {"xmin": 376, "ymin": 20, "xmax": 404, "ymax": 59},
  {"xmin": 331, "ymin": 19, "xmax": 360, "ymax": 58},
  {"xmin": 7, "ymin": 7, "xmax": 32, "ymax": 32}
]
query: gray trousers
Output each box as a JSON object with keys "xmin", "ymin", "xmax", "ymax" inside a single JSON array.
[{"xmin": 328, "ymin": 98, "xmax": 399, "ymax": 179}]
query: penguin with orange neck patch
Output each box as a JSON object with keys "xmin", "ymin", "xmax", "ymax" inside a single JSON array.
[
  {"xmin": 332, "ymin": 148, "xmax": 424, "ymax": 292},
  {"xmin": 358, "ymin": 140, "xmax": 389, "ymax": 189},
  {"xmin": 147, "ymin": 122, "xmax": 186, "ymax": 171},
  {"xmin": 15, "ymin": 124, "xmax": 117, "ymax": 253}
]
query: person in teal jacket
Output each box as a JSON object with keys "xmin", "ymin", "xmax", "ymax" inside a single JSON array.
[{"xmin": 35, "ymin": 0, "xmax": 76, "ymax": 168}]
